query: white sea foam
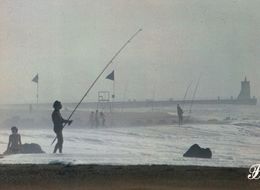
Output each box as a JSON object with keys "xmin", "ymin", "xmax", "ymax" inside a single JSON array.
[{"xmin": 0, "ymin": 104, "xmax": 259, "ymax": 167}]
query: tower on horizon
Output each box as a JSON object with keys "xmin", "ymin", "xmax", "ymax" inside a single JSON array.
[{"xmin": 237, "ymin": 77, "xmax": 251, "ymax": 100}]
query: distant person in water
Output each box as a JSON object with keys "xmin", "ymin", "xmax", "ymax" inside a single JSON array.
[
  {"xmin": 52, "ymin": 101, "xmax": 73, "ymax": 153},
  {"xmin": 95, "ymin": 110, "xmax": 99, "ymax": 127},
  {"xmin": 100, "ymin": 112, "xmax": 105, "ymax": 126},
  {"xmin": 177, "ymin": 104, "xmax": 184, "ymax": 126},
  {"xmin": 6, "ymin": 126, "xmax": 22, "ymax": 154},
  {"xmin": 89, "ymin": 111, "xmax": 95, "ymax": 127}
]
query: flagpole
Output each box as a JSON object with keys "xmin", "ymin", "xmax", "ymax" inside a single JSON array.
[
  {"xmin": 106, "ymin": 70, "xmax": 115, "ymax": 113},
  {"xmin": 110, "ymin": 78, "xmax": 115, "ymax": 125},
  {"xmin": 32, "ymin": 73, "xmax": 39, "ymax": 106},
  {"xmin": 37, "ymin": 74, "xmax": 39, "ymax": 105},
  {"xmin": 113, "ymin": 77, "xmax": 115, "ymax": 105}
]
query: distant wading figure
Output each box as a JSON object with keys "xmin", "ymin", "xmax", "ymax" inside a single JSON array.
[
  {"xmin": 177, "ymin": 104, "xmax": 184, "ymax": 126},
  {"xmin": 52, "ymin": 101, "xmax": 72, "ymax": 153},
  {"xmin": 95, "ymin": 110, "xmax": 99, "ymax": 127},
  {"xmin": 100, "ymin": 112, "xmax": 105, "ymax": 126},
  {"xmin": 6, "ymin": 126, "xmax": 22, "ymax": 154},
  {"xmin": 89, "ymin": 111, "xmax": 95, "ymax": 127}
]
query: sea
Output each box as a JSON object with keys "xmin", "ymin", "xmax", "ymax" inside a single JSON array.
[{"xmin": 0, "ymin": 104, "xmax": 259, "ymax": 167}]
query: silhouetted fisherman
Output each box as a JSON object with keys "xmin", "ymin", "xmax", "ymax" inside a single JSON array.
[
  {"xmin": 52, "ymin": 101, "xmax": 72, "ymax": 153},
  {"xmin": 177, "ymin": 104, "xmax": 184, "ymax": 126},
  {"xmin": 6, "ymin": 126, "xmax": 22, "ymax": 154}
]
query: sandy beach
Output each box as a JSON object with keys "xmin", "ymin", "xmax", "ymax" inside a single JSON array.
[{"xmin": 0, "ymin": 164, "xmax": 258, "ymax": 190}]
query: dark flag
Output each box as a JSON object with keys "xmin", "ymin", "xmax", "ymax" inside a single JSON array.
[
  {"xmin": 32, "ymin": 74, "xmax": 39, "ymax": 83},
  {"xmin": 106, "ymin": 71, "xmax": 114, "ymax": 81}
]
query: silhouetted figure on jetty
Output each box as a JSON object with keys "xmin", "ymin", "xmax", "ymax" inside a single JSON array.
[
  {"xmin": 6, "ymin": 126, "xmax": 22, "ymax": 154},
  {"xmin": 177, "ymin": 104, "xmax": 183, "ymax": 126},
  {"xmin": 52, "ymin": 101, "xmax": 72, "ymax": 153}
]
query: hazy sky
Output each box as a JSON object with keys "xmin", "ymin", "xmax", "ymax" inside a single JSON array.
[{"xmin": 0, "ymin": 0, "xmax": 260, "ymax": 104}]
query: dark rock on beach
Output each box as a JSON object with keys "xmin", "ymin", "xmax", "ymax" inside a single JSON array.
[
  {"xmin": 20, "ymin": 143, "xmax": 45, "ymax": 154},
  {"xmin": 183, "ymin": 144, "xmax": 212, "ymax": 159}
]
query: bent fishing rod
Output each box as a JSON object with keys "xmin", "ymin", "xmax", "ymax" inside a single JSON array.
[
  {"xmin": 188, "ymin": 74, "xmax": 202, "ymax": 115},
  {"xmin": 182, "ymin": 81, "xmax": 193, "ymax": 106},
  {"xmin": 51, "ymin": 29, "xmax": 142, "ymax": 145}
]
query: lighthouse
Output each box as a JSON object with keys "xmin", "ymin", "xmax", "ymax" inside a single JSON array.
[{"xmin": 237, "ymin": 77, "xmax": 251, "ymax": 100}]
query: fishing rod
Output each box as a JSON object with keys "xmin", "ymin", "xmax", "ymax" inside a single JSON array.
[
  {"xmin": 182, "ymin": 81, "xmax": 193, "ymax": 106},
  {"xmin": 51, "ymin": 29, "xmax": 142, "ymax": 145},
  {"xmin": 188, "ymin": 74, "xmax": 202, "ymax": 114}
]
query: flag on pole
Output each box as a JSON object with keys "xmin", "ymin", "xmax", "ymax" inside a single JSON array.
[
  {"xmin": 32, "ymin": 74, "xmax": 39, "ymax": 83},
  {"xmin": 106, "ymin": 71, "xmax": 114, "ymax": 81}
]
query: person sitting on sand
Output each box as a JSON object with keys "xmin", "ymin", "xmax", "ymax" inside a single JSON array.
[
  {"xmin": 52, "ymin": 100, "xmax": 73, "ymax": 153},
  {"xmin": 6, "ymin": 126, "xmax": 22, "ymax": 154}
]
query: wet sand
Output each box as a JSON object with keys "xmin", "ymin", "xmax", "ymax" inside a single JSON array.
[{"xmin": 0, "ymin": 164, "xmax": 258, "ymax": 190}]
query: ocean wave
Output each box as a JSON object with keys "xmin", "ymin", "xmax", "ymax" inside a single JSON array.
[{"xmin": 232, "ymin": 122, "xmax": 260, "ymax": 128}]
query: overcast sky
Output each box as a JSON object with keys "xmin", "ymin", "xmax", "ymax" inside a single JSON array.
[{"xmin": 0, "ymin": 0, "xmax": 260, "ymax": 104}]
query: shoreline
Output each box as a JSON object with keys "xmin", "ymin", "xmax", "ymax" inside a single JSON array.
[{"xmin": 0, "ymin": 164, "xmax": 258, "ymax": 190}]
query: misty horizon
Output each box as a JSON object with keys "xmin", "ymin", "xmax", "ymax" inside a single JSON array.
[{"xmin": 1, "ymin": 0, "xmax": 260, "ymax": 104}]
